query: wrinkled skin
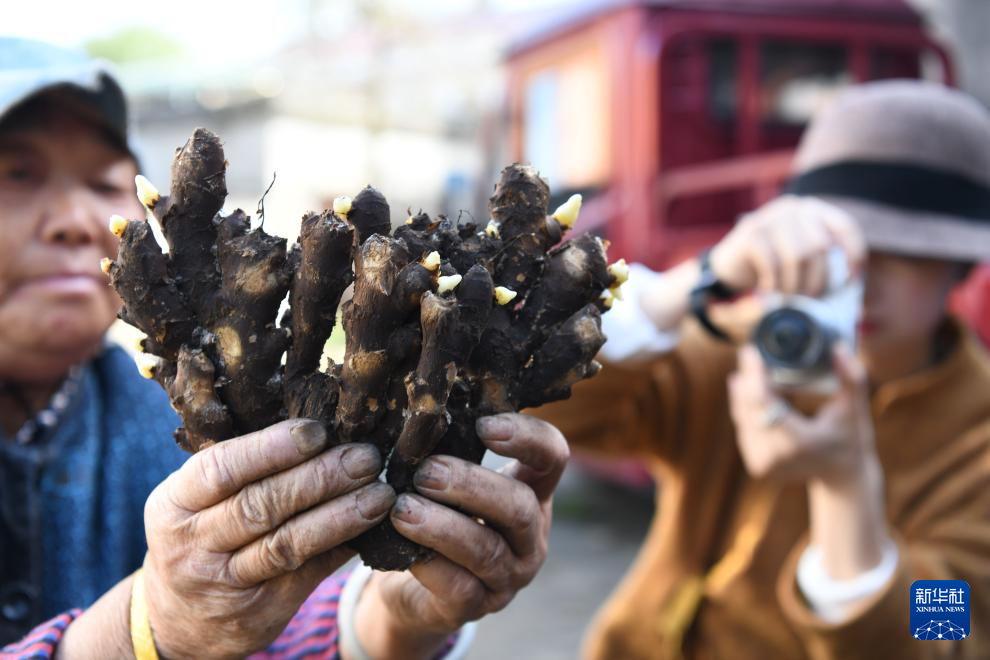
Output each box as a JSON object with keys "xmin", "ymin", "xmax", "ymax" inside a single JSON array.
[
  {"xmin": 356, "ymin": 413, "xmax": 570, "ymax": 658},
  {"xmin": 131, "ymin": 413, "xmax": 569, "ymax": 660}
]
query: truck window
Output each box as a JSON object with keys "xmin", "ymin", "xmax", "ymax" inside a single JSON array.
[
  {"xmin": 709, "ymin": 39, "xmax": 737, "ymax": 121},
  {"xmin": 871, "ymin": 46, "xmax": 920, "ymax": 79},
  {"xmin": 759, "ymin": 41, "xmax": 849, "ymax": 125}
]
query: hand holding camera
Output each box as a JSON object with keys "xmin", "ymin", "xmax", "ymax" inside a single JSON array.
[
  {"xmin": 728, "ymin": 343, "xmax": 877, "ymax": 484},
  {"xmin": 708, "ymin": 196, "xmax": 867, "ymax": 392},
  {"xmin": 709, "ymin": 195, "xmax": 866, "ymax": 297},
  {"xmin": 710, "ymin": 196, "xmax": 878, "ymax": 484}
]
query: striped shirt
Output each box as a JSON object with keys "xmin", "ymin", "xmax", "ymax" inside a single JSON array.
[
  {"xmin": 2, "ymin": 571, "xmax": 349, "ymax": 659},
  {"xmin": 1, "ymin": 570, "xmax": 459, "ymax": 659}
]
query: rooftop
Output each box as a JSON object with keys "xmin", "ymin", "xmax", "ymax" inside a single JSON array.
[{"xmin": 508, "ymin": 0, "xmax": 921, "ymax": 58}]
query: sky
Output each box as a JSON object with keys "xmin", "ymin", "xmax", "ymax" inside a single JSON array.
[{"xmin": 2, "ymin": 0, "xmax": 574, "ymax": 65}]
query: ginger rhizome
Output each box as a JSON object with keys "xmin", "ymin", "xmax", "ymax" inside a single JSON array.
[{"xmin": 107, "ymin": 128, "xmax": 618, "ymax": 569}]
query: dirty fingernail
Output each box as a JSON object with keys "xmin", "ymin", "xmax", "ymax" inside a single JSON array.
[
  {"xmin": 414, "ymin": 458, "xmax": 450, "ymax": 491},
  {"xmin": 356, "ymin": 482, "xmax": 395, "ymax": 520},
  {"xmin": 290, "ymin": 420, "xmax": 327, "ymax": 455},
  {"xmin": 476, "ymin": 415, "xmax": 512, "ymax": 441},
  {"xmin": 391, "ymin": 494, "xmax": 424, "ymax": 524},
  {"xmin": 341, "ymin": 444, "xmax": 381, "ymax": 479}
]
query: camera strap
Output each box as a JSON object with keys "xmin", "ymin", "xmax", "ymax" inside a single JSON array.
[{"xmin": 690, "ymin": 248, "xmax": 737, "ymax": 343}]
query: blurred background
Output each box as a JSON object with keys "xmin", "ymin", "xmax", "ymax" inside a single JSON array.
[{"xmin": 7, "ymin": 1, "xmax": 990, "ymax": 656}]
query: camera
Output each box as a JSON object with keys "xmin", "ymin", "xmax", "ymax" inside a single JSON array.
[{"xmin": 752, "ymin": 250, "xmax": 862, "ymax": 393}]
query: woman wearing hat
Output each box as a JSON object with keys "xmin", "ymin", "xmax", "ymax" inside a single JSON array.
[
  {"xmin": 0, "ymin": 38, "xmax": 567, "ymax": 659},
  {"xmin": 539, "ymin": 80, "xmax": 990, "ymax": 659}
]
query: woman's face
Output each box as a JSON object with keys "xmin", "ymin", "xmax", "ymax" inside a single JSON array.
[
  {"xmin": 859, "ymin": 251, "xmax": 963, "ymax": 365},
  {"xmin": 0, "ymin": 105, "xmax": 142, "ymax": 382}
]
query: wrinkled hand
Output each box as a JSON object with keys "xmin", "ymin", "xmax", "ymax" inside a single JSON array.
[
  {"xmin": 728, "ymin": 344, "xmax": 876, "ymax": 483},
  {"xmin": 710, "ymin": 195, "xmax": 866, "ymax": 295},
  {"xmin": 355, "ymin": 413, "xmax": 569, "ymax": 658},
  {"xmin": 143, "ymin": 420, "xmax": 395, "ymax": 659}
]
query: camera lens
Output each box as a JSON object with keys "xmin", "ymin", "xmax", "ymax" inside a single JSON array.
[
  {"xmin": 754, "ymin": 307, "xmax": 830, "ymax": 372},
  {"xmin": 763, "ymin": 309, "xmax": 813, "ymax": 362}
]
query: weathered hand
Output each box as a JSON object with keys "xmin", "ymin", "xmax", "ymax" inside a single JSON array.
[
  {"xmin": 354, "ymin": 413, "xmax": 569, "ymax": 658},
  {"xmin": 710, "ymin": 195, "xmax": 866, "ymax": 295},
  {"xmin": 142, "ymin": 419, "xmax": 395, "ymax": 659},
  {"xmin": 728, "ymin": 344, "xmax": 876, "ymax": 483}
]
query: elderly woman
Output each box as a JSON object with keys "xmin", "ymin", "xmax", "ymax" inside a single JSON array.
[
  {"xmin": 540, "ymin": 80, "xmax": 990, "ymax": 659},
  {"xmin": 0, "ymin": 38, "xmax": 567, "ymax": 659}
]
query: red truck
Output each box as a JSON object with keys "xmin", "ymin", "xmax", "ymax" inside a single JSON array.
[{"xmin": 506, "ymin": 0, "xmax": 958, "ymax": 258}]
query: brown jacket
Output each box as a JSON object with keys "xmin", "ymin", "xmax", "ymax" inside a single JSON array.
[{"xmin": 538, "ymin": 320, "xmax": 990, "ymax": 660}]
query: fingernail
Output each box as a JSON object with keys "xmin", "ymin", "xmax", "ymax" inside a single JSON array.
[
  {"xmin": 341, "ymin": 444, "xmax": 381, "ymax": 479},
  {"xmin": 391, "ymin": 494, "xmax": 424, "ymax": 524},
  {"xmin": 413, "ymin": 458, "xmax": 450, "ymax": 491},
  {"xmin": 356, "ymin": 483, "xmax": 395, "ymax": 520},
  {"xmin": 290, "ymin": 420, "xmax": 327, "ymax": 455},
  {"xmin": 476, "ymin": 415, "xmax": 512, "ymax": 441}
]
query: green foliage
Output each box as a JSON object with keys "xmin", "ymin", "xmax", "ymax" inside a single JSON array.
[{"xmin": 84, "ymin": 26, "xmax": 185, "ymax": 63}]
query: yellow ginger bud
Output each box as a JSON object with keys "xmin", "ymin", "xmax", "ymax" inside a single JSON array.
[
  {"xmin": 333, "ymin": 196, "xmax": 352, "ymax": 218},
  {"xmin": 136, "ymin": 354, "xmax": 158, "ymax": 379},
  {"xmin": 109, "ymin": 215, "xmax": 128, "ymax": 238},
  {"xmin": 422, "ymin": 251, "xmax": 441, "ymax": 272},
  {"xmin": 608, "ymin": 258, "xmax": 629, "ymax": 285},
  {"xmin": 100, "ymin": 258, "xmax": 113, "ymax": 275},
  {"xmin": 437, "ymin": 274, "xmax": 462, "ymax": 294},
  {"xmin": 551, "ymin": 194, "xmax": 582, "ymax": 229},
  {"xmin": 494, "ymin": 286, "xmax": 517, "ymax": 305},
  {"xmin": 134, "ymin": 175, "xmax": 161, "ymax": 210}
]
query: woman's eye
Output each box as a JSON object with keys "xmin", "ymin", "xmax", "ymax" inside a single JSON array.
[
  {"xmin": 1, "ymin": 165, "xmax": 40, "ymax": 183},
  {"xmin": 0, "ymin": 152, "xmax": 45, "ymax": 187},
  {"xmin": 91, "ymin": 181, "xmax": 128, "ymax": 195}
]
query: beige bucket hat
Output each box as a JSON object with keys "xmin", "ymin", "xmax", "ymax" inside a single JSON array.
[{"xmin": 786, "ymin": 79, "xmax": 990, "ymax": 263}]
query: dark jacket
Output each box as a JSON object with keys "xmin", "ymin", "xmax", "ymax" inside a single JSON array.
[{"xmin": 0, "ymin": 344, "xmax": 186, "ymax": 643}]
